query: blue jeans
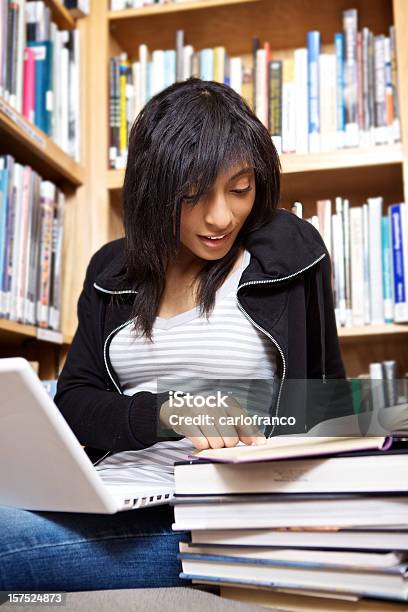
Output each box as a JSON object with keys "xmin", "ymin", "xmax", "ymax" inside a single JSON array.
[{"xmin": 0, "ymin": 504, "xmax": 190, "ymax": 591}]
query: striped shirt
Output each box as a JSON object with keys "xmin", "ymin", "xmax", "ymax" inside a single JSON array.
[{"xmin": 110, "ymin": 249, "xmax": 277, "ymax": 414}]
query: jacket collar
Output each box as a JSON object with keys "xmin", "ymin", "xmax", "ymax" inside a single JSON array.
[{"xmin": 94, "ymin": 208, "xmax": 327, "ymax": 293}]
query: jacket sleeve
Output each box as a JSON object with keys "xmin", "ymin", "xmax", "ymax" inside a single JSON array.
[
  {"xmin": 54, "ymin": 245, "xmax": 172, "ymax": 452},
  {"xmin": 304, "ymin": 237, "xmax": 354, "ymax": 429}
]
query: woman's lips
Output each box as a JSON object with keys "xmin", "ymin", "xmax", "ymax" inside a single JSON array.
[{"xmin": 197, "ymin": 233, "xmax": 232, "ymax": 248}]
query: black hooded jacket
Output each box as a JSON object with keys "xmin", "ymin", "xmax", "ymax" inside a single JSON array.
[{"xmin": 54, "ymin": 208, "xmax": 351, "ymax": 456}]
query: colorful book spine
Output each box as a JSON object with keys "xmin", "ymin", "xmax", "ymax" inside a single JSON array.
[
  {"xmin": 389, "ymin": 203, "xmax": 408, "ymax": 322},
  {"xmin": 381, "ymin": 215, "xmax": 394, "ymax": 323},
  {"xmin": 334, "ymin": 33, "xmax": 345, "ymax": 148},
  {"xmin": 307, "ymin": 31, "xmax": 320, "ymax": 153}
]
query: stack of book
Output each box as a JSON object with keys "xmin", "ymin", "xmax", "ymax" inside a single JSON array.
[
  {"xmin": 0, "ymin": 0, "xmax": 81, "ymax": 159},
  {"xmin": 172, "ymin": 434, "xmax": 408, "ymax": 608},
  {"xmin": 108, "ymin": 7, "xmax": 400, "ymax": 168},
  {"xmin": 0, "ymin": 154, "xmax": 65, "ymax": 331},
  {"xmin": 292, "ymin": 198, "xmax": 408, "ymax": 327}
]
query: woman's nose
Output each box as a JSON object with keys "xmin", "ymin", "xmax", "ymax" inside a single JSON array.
[{"xmin": 203, "ymin": 193, "xmax": 233, "ymax": 229}]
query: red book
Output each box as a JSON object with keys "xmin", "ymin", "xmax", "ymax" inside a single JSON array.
[{"xmin": 23, "ymin": 47, "xmax": 35, "ymax": 124}]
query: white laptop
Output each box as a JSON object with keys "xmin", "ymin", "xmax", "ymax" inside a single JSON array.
[{"xmin": 0, "ymin": 357, "xmax": 194, "ymax": 514}]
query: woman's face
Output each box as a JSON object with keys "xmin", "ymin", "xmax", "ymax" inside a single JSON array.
[{"xmin": 179, "ymin": 163, "xmax": 256, "ymax": 262}]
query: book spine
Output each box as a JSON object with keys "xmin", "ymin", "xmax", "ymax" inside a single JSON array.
[
  {"xmin": 334, "ymin": 197, "xmax": 346, "ymax": 326},
  {"xmin": 0, "ymin": 157, "xmax": 6, "ymax": 315},
  {"xmin": 183, "ymin": 44, "xmax": 193, "ymax": 81},
  {"xmin": 23, "ymin": 47, "xmax": 35, "ymax": 123},
  {"xmin": 342, "ymin": 198, "xmax": 352, "ymax": 326},
  {"xmin": 362, "ymin": 28, "xmax": 370, "ymax": 137},
  {"xmin": 251, "ymin": 36, "xmax": 260, "ymax": 112},
  {"xmin": 199, "ymin": 48, "xmax": 213, "ymax": 81},
  {"xmin": 334, "ymin": 33, "xmax": 345, "ymax": 148},
  {"xmin": 307, "ymin": 31, "xmax": 320, "ymax": 153},
  {"xmin": 390, "ymin": 25, "xmax": 400, "ymax": 142},
  {"xmin": 343, "ymin": 8, "xmax": 359, "ymax": 146},
  {"xmin": 381, "ymin": 215, "xmax": 394, "ymax": 323},
  {"xmin": 294, "ymin": 48, "xmax": 308, "ymax": 154},
  {"xmin": 175, "ymin": 30, "xmax": 184, "ymax": 82},
  {"xmin": 384, "ymin": 36, "xmax": 394, "ymax": 144},
  {"xmin": 255, "ymin": 48, "xmax": 267, "ymax": 128},
  {"xmin": 368, "ymin": 197, "xmax": 384, "ymax": 324},
  {"xmin": 16, "ymin": 165, "xmax": 31, "ymax": 322},
  {"xmin": 37, "ymin": 181, "xmax": 55, "ymax": 328},
  {"xmin": 390, "ymin": 203, "xmax": 408, "ymax": 322},
  {"xmin": 349, "ymin": 206, "xmax": 365, "ymax": 326},
  {"xmin": 49, "ymin": 189, "xmax": 65, "ymax": 330},
  {"xmin": 10, "ymin": 164, "xmax": 23, "ymax": 321},
  {"xmin": 281, "ymin": 58, "xmax": 295, "ymax": 153},
  {"xmin": 356, "ymin": 31, "xmax": 364, "ymax": 143},
  {"xmin": 230, "ymin": 57, "xmax": 242, "ymax": 95},
  {"xmin": 374, "ymin": 35, "xmax": 387, "ymax": 145},
  {"xmin": 119, "ymin": 53, "xmax": 129, "ymax": 165},
  {"xmin": 362, "ymin": 202, "xmax": 371, "ymax": 324},
  {"xmin": 269, "ymin": 60, "xmax": 282, "ymax": 154}
]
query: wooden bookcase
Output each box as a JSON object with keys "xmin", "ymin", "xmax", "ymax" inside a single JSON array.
[{"xmin": 2, "ymin": 0, "xmax": 408, "ymax": 380}]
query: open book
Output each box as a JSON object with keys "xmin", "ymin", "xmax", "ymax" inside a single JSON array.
[{"xmin": 193, "ymin": 435, "xmax": 391, "ymax": 464}]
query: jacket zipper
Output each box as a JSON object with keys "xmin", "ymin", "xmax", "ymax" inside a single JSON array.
[{"xmin": 236, "ymin": 252, "xmax": 326, "ymax": 437}]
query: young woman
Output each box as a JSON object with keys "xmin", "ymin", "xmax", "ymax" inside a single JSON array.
[{"xmin": 0, "ymin": 78, "xmax": 347, "ymax": 592}]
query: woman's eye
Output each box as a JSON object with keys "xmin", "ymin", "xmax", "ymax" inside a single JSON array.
[{"xmin": 231, "ymin": 186, "xmax": 252, "ymax": 194}]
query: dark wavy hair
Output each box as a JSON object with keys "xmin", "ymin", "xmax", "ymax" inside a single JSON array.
[{"xmin": 121, "ymin": 77, "xmax": 281, "ymax": 339}]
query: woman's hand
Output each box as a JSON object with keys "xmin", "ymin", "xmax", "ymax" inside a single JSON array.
[{"xmin": 159, "ymin": 393, "xmax": 266, "ymax": 450}]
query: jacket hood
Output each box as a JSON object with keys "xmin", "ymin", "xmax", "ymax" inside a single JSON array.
[{"xmin": 94, "ymin": 208, "xmax": 327, "ymax": 292}]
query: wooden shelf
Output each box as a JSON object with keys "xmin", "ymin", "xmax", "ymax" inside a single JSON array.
[
  {"xmin": 107, "ymin": 144, "xmax": 405, "ymax": 194},
  {"xmin": 43, "ymin": 0, "xmax": 76, "ymax": 30},
  {"xmin": 280, "ymin": 144, "xmax": 404, "ymax": 175},
  {"xmin": 338, "ymin": 324, "xmax": 408, "ymax": 341},
  {"xmin": 0, "ymin": 319, "xmax": 72, "ymax": 346},
  {"xmin": 109, "ymin": 0, "xmax": 259, "ymax": 20},
  {"xmin": 0, "ymin": 97, "xmax": 84, "ymax": 188}
]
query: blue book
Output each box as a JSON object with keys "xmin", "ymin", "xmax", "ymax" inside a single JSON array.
[
  {"xmin": 334, "ymin": 33, "xmax": 345, "ymax": 143},
  {"xmin": 27, "ymin": 40, "xmax": 53, "ymax": 135},
  {"xmin": 307, "ymin": 31, "xmax": 320, "ymax": 152},
  {"xmin": 389, "ymin": 203, "xmax": 408, "ymax": 322},
  {"xmin": 164, "ymin": 50, "xmax": 176, "ymax": 88},
  {"xmin": 381, "ymin": 216, "xmax": 393, "ymax": 323},
  {"xmin": 199, "ymin": 49, "xmax": 214, "ymax": 81}
]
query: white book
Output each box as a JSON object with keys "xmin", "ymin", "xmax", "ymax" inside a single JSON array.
[
  {"xmin": 282, "ymin": 58, "xmax": 295, "ymax": 153},
  {"xmin": 131, "ymin": 61, "xmax": 141, "ymax": 120},
  {"xmin": 342, "ymin": 199, "xmax": 352, "ymax": 326},
  {"xmin": 362, "ymin": 203, "xmax": 371, "ymax": 324},
  {"xmin": 368, "ymin": 197, "xmax": 384, "ymax": 324},
  {"xmin": 151, "ymin": 49, "xmax": 165, "ymax": 96},
  {"xmin": 319, "ymin": 53, "xmax": 337, "ymax": 151},
  {"xmin": 349, "ymin": 206, "xmax": 365, "ymax": 326},
  {"xmin": 60, "ymin": 36, "xmax": 70, "ymax": 154},
  {"xmin": 16, "ymin": 166, "xmax": 32, "ymax": 322},
  {"xmin": 10, "ymin": 164, "xmax": 24, "ymax": 320},
  {"xmin": 255, "ymin": 49, "xmax": 267, "ymax": 128},
  {"xmin": 138, "ymin": 44, "xmax": 148, "ymax": 108},
  {"xmin": 294, "ymin": 48, "xmax": 308, "ymax": 154},
  {"xmin": 230, "ymin": 57, "xmax": 242, "ymax": 95},
  {"xmin": 182, "ymin": 45, "xmax": 193, "ymax": 81},
  {"xmin": 334, "ymin": 198, "xmax": 346, "ymax": 326},
  {"xmin": 316, "ymin": 200, "xmax": 331, "ymax": 258}
]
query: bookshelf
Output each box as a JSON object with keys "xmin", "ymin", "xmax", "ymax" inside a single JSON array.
[
  {"xmin": 0, "ymin": 1, "xmax": 88, "ymax": 379},
  {"xmin": 43, "ymin": 0, "xmax": 76, "ymax": 30},
  {"xmin": 3, "ymin": 0, "xmax": 408, "ymax": 381},
  {"xmin": 82, "ymin": 0, "xmax": 408, "ymax": 381}
]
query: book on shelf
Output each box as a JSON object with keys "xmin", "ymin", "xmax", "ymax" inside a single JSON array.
[
  {"xmin": 0, "ymin": 154, "xmax": 65, "ymax": 331},
  {"xmin": 296, "ymin": 198, "xmax": 408, "ymax": 327},
  {"xmin": 107, "ymin": 7, "xmax": 400, "ymax": 168},
  {"xmin": 0, "ymin": 0, "xmax": 81, "ymax": 160}
]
